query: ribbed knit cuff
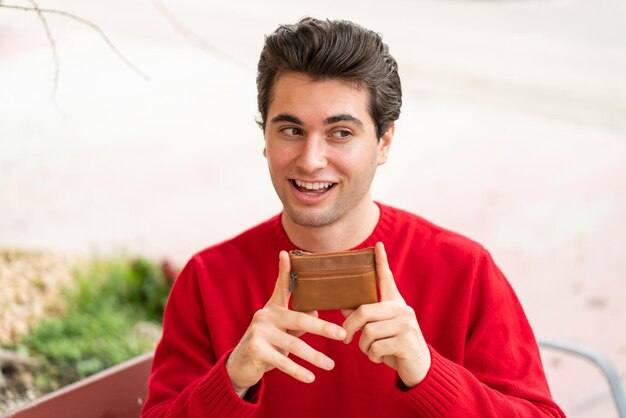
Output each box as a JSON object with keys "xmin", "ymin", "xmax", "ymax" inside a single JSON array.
[
  {"xmin": 194, "ymin": 350, "xmax": 264, "ymax": 417},
  {"xmin": 401, "ymin": 345, "xmax": 462, "ymax": 417}
]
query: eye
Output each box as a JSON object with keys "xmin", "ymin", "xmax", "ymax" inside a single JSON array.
[
  {"xmin": 330, "ymin": 129, "xmax": 352, "ymax": 140},
  {"xmin": 280, "ymin": 127, "xmax": 304, "ymax": 137}
]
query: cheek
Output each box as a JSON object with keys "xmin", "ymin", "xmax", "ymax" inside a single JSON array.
[
  {"xmin": 336, "ymin": 146, "xmax": 379, "ymax": 173},
  {"xmin": 266, "ymin": 145, "xmax": 294, "ymax": 172}
]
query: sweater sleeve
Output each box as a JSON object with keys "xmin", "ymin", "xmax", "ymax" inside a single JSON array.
[
  {"xmin": 141, "ymin": 256, "xmax": 263, "ymax": 418},
  {"xmin": 402, "ymin": 249, "xmax": 565, "ymax": 417}
]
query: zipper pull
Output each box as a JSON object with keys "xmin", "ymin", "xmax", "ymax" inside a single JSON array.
[{"xmin": 289, "ymin": 271, "xmax": 297, "ymax": 292}]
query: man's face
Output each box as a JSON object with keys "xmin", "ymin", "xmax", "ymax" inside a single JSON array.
[{"xmin": 264, "ymin": 72, "xmax": 392, "ymax": 229}]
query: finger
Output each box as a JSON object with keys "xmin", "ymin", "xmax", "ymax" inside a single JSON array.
[
  {"xmin": 367, "ymin": 338, "xmax": 398, "ymax": 364},
  {"xmin": 268, "ymin": 251, "xmax": 291, "ymax": 306},
  {"xmin": 375, "ymin": 242, "xmax": 402, "ymax": 301},
  {"xmin": 290, "ymin": 310, "xmax": 318, "ymax": 338},
  {"xmin": 278, "ymin": 310, "xmax": 346, "ymax": 341},
  {"xmin": 262, "ymin": 347, "xmax": 317, "ymax": 383},
  {"xmin": 341, "ymin": 302, "xmax": 397, "ymax": 344},
  {"xmin": 358, "ymin": 319, "xmax": 402, "ymax": 355},
  {"xmin": 365, "ymin": 335, "xmax": 431, "ymax": 387},
  {"xmin": 271, "ymin": 332, "xmax": 335, "ymax": 371}
]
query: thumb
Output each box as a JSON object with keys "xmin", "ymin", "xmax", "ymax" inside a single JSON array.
[
  {"xmin": 268, "ymin": 250, "xmax": 292, "ymax": 307},
  {"xmin": 375, "ymin": 242, "xmax": 402, "ymax": 301}
]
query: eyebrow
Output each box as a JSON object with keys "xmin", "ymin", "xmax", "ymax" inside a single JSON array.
[
  {"xmin": 324, "ymin": 114, "xmax": 363, "ymax": 127},
  {"xmin": 270, "ymin": 114, "xmax": 302, "ymax": 125},
  {"xmin": 269, "ymin": 113, "xmax": 364, "ymax": 127}
]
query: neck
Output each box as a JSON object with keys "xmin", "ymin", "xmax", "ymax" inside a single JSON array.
[{"xmin": 281, "ymin": 199, "xmax": 380, "ymax": 253}]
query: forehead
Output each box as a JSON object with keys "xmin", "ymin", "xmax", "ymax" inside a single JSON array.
[{"xmin": 268, "ymin": 73, "xmax": 372, "ymax": 124}]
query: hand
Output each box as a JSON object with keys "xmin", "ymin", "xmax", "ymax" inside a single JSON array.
[
  {"xmin": 341, "ymin": 242, "xmax": 431, "ymax": 388},
  {"xmin": 226, "ymin": 251, "xmax": 347, "ymax": 397}
]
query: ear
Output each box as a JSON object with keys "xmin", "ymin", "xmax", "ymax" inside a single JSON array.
[{"xmin": 377, "ymin": 123, "xmax": 394, "ymax": 165}]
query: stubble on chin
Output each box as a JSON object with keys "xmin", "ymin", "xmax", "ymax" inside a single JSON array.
[{"xmin": 283, "ymin": 205, "xmax": 338, "ymax": 228}]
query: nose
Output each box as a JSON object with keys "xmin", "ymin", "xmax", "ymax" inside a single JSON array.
[{"xmin": 296, "ymin": 135, "xmax": 328, "ymax": 173}]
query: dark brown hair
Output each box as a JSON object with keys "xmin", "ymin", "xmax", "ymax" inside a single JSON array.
[{"xmin": 257, "ymin": 17, "xmax": 402, "ymax": 138}]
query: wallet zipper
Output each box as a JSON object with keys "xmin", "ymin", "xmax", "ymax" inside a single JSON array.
[
  {"xmin": 289, "ymin": 268, "xmax": 373, "ymax": 292},
  {"xmin": 290, "ymin": 272, "xmax": 297, "ymax": 292},
  {"xmin": 291, "ymin": 248, "xmax": 372, "ymax": 257}
]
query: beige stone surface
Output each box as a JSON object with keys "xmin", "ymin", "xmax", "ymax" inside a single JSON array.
[
  {"xmin": 1, "ymin": 0, "xmax": 625, "ymax": 415},
  {"xmin": 0, "ymin": 249, "xmax": 80, "ymax": 344}
]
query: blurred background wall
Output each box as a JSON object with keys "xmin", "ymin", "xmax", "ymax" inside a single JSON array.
[{"xmin": 1, "ymin": 0, "xmax": 625, "ymax": 415}]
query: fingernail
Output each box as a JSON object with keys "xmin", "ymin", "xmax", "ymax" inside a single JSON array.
[
  {"xmin": 304, "ymin": 372, "xmax": 315, "ymax": 383},
  {"xmin": 335, "ymin": 328, "xmax": 346, "ymax": 339}
]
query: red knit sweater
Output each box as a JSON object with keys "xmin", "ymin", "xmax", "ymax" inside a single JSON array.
[{"xmin": 142, "ymin": 204, "xmax": 564, "ymax": 417}]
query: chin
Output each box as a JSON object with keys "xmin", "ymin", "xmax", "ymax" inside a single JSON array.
[{"xmin": 284, "ymin": 206, "xmax": 340, "ymax": 228}]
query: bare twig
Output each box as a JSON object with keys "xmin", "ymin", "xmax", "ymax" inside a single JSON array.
[
  {"xmin": 27, "ymin": 0, "xmax": 60, "ymax": 99},
  {"xmin": 1, "ymin": 3, "xmax": 149, "ymax": 80},
  {"xmin": 150, "ymin": 0, "xmax": 249, "ymax": 70}
]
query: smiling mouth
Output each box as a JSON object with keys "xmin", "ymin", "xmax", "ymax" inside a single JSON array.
[{"xmin": 291, "ymin": 179, "xmax": 336, "ymax": 194}]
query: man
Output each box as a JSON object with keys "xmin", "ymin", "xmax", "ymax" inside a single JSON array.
[{"xmin": 142, "ymin": 18, "xmax": 564, "ymax": 417}]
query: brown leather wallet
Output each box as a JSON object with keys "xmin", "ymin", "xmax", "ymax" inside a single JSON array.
[{"xmin": 289, "ymin": 247, "xmax": 378, "ymax": 312}]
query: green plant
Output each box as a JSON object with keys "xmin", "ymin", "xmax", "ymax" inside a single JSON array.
[{"xmin": 14, "ymin": 256, "xmax": 175, "ymax": 391}]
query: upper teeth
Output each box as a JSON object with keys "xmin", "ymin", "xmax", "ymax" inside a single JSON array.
[{"xmin": 294, "ymin": 180, "xmax": 333, "ymax": 190}]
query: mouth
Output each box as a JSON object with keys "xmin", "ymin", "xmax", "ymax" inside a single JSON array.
[{"xmin": 290, "ymin": 179, "xmax": 336, "ymax": 195}]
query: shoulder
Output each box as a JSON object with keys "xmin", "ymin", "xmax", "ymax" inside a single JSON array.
[
  {"xmin": 176, "ymin": 213, "xmax": 284, "ymax": 283},
  {"xmin": 379, "ymin": 204, "xmax": 510, "ymax": 318},
  {"xmin": 379, "ymin": 203, "xmax": 486, "ymax": 261},
  {"xmin": 195, "ymin": 213, "xmax": 282, "ymax": 266}
]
